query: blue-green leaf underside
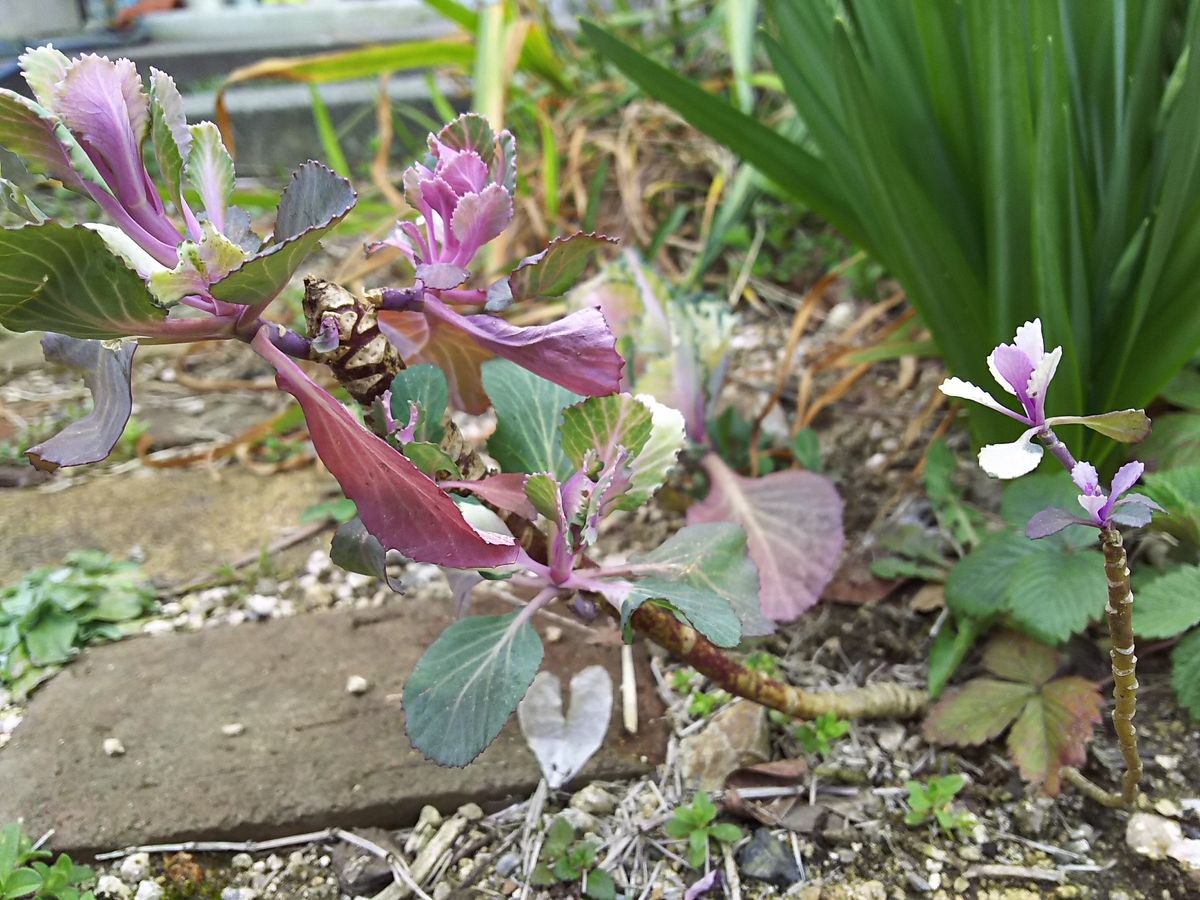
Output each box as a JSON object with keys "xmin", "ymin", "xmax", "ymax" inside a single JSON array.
[
  {"xmin": 404, "ymin": 612, "xmax": 544, "ymax": 766},
  {"xmin": 483, "ymin": 359, "xmax": 580, "ymax": 480}
]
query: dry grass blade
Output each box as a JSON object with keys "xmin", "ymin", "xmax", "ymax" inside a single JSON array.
[{"xmin": 372, "ymin": 73, "xmax": 409, "ymax": 216}]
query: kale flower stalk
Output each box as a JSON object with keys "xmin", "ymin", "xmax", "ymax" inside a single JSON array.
[{"xmin": 940, "ymin": 319, "xmax": 1159, "ymax": 807}]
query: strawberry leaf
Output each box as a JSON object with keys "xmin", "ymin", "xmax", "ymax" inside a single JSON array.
[
  {"xmin": 922, "ymin": 678, "xmax": 1035, "ymax": 746},
  {"xmin": 981, "ymin": 630, "xmax": 1059, "ymax": 685},
  {"xmin": 1007, "ymin": 676, "xmax": 1103, "ymax": 796}
]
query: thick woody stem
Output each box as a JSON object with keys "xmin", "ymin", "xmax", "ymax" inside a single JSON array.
[
  {"xmin": 1101, "ymin": 524, "xmax": 1142, "ymax": 806},
  {"xmin": 630, "ymin": 602, "xmax": 927, "ymax": 720}
]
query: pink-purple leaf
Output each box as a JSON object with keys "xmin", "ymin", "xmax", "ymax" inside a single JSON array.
[
  {"xmin": 26, "ymin": 334, "xmax": 136, "ymax": 472},
  {"xmin": 441, "ymin": 473, "xmax": 538, "ymax": 520},
  {"xmin": 0, "ymin": 90, "xmax": 93, "ymax": 194},
  {"xmin": 252, "ymin": 327, "xmax": 517, "ymax": 568},
  {"xmin": 688, "ymin": 453, "xmax": 844, "ymax": 621},
  {"xmin": 450, "ymin": 183, "xmax": 512, "ymax": 258},
  {"xmin": 417, "ymin": 262, "xmax": 470, "ymax": 290},
  {"xmin": 508, "ymin": 232, "xmax": 618, "ymax": 301}
]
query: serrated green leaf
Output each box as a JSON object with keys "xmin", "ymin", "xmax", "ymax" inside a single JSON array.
[
  {"xmin": 1005, "ymin": 541, "xmax": 1106, "ymax": 644},
  {"xmin": 438, "ymin": 113, "xmax": 496, "ymax": 164},
  {"xmin": 628, "ymin": 522, "xmax": 768, "ymax": 638},
  {"xmin": 1134, "ymin": 565, "xmax": 1200, "ymax": 638},
  {"xmin": 1142, "ymin": 463, "xmax": 1200, "ymax": 546},
  {"xmin": 0, "ymin": 223, "xmax": 165, "ymax": 338},
  {"xmin": 1139, "ymin": 412, "xmax": 1200, "ymax": 470},
  {"xmin": 1171, "ymin": 628, "xmax": 1200, "ymax": 719},
  {"xmin": 584, "ymin": 868, "xmax": 616, "ymax": 900},
  {"xmin": 211, "ymin": 161, "xmax": 355, "ymax": 307},
  {"xmin": 404, "ymin": 612, "xmax": 543, "ymax": 766},
  {"xmin": 524, "ymin": 473, "xmax": 561, "ymax": 522},
  {"xmin": 561, "ymin": 393, "xmax": 653, "ymax": 471},
  {"xmin": 509, "ymin": 233, "xmax": 617, "ymax": 301},
  {"xmin": 388, "ymin": 364, "xmax": 448, "ymax": 444},
  {"xmin": 483, "ymin": 359, "xmax": 579, "ymax": 480},
  {"xmin": 923, "ymin": 678, "xmax": 1035, "ymax": 746}
]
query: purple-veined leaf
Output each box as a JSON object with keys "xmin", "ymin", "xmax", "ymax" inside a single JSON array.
[
  {"xmin": 0, "ymin": 222, "xmax": 165, "ymax": 338},
  {"xmin": 688, "ymin": 453, "xmax": 843, "ymax": 621},
  {"xmin": 404, "ymin": 611, "xmax": 543, "ymax": 766},
  {"xmin": 1050, "ymin": 409, "xmax": 1152, "ymax": 444},
  {"xmin": 0, "ymin": 89, "xmax": 96, "ymax": 194},
  {"xmin": 482, "ymin": 359, "xmax": 581, "ymax": 479},
  {"xmin": 417, "ymin": 262, "xmax": 470, "ymax": 290},
  {"xmin": 186, "ymin": 121, "xmax": 234, "ymax": 231},
  {"xmin": 378, "ymin": 307, "xmax": 494, "ymax": 413},
  {"xmin": 252, "ymin": 327, "xmax": 517, "ymax": 568},
  {"xmin": 508, "ymin": 232, "xmax": 618, "ymax": 301},
  {"xmin": 450, "ymin": 183, "xmax": 512, "ymax": 257},
  {"xmin": 518, "ymin": 666, "xmax": 612, "ymax": 789},
  {"xmin": 211, "ymin": 160, "xmax": 355, "ymax": 307},
  {"xmin": 52, "ymin": 55, "xmax": 177, "ymax": 244},
  {"xmin": 380, "ymin": 299, "xmax": 623, "ymax": 414},
  {"xmin": 26, "ymin": 334, "xmax": 136, "ymax": 472},
  {"xmin": 1026, "ymin": 507, "xmax": 1092, "ymax": 539},
  {"xmin": 441, "ymin": 473, "xmax": 537, "ymax": 519},
  {"xmin": 614, "ymin": 520, "xmax": 771, "ymax": 640}
]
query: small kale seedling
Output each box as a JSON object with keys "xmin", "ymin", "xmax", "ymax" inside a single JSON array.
[
  {"xmin": 665, "ymin": 793, "xmax": 744, "ymax": 868},
  {"xmin": 0, "ymin": 824, "xmax": 95, "ymax": 900},
  {"xmin": 531, "ymin": 817, "xmax": 615, "ymax": 900},
  {"xmin": 904, "ymin": 775, "xmax": 976, "ymax": 837},
  {"xmin": 795, "ymin": 712, "xmax": 851, "ymax": 758},
  {"xmin": 687, "ymin": 688, "xmax": 731, "ymax": 719}
]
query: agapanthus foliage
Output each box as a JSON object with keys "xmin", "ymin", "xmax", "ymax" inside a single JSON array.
[{"xmin": 0, "ymin": 49, "xmax": 801, "ymax": 769}]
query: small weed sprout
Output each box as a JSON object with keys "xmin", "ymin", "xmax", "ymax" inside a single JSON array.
[
  {"xmin": 0, "ymin": 823, "xmax": 95, "ymax": 900},
  {"xmin": 665, "ymin": 793, "xmax": 744, "ymax": 868},
  {"xmin": 904, "ymin": 775, "xmax": 976, "ymax": 838},
  {"xmin": 794, "ymin": 712, "xmax": 851, "ymax": 758},
  {"xmin": 531, "ymin": 816, "xmax": 616, "ymax": 900}
]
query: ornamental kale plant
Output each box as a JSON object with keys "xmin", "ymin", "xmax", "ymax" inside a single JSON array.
[
  {"xmin": 0, "ymin": 49, "xmax": 927, "ymax": 770},
  {"xmin": 938, "ymin": 319, "xmax": 1160, "ymax": 807}
]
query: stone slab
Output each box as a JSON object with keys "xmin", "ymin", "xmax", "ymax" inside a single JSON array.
[
  {"xmin": 0, "ymin": 466, "xmax": 335, "ymax": 582},
  {"xmin": 0, "ymin": 601, "xmax": 667, "ymax": 854}
]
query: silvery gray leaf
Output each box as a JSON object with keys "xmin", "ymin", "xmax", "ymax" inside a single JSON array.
[{"xmin": 517, "ymin": 664, "xmax": 612, "ymax": 789}]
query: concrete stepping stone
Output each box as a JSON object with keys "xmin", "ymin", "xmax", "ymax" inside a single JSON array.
[{"xmin": 0, "ymin": 601, "xmax": 666, "ymax": 854}]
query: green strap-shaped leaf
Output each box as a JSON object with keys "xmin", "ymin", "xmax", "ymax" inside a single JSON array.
[
  {"xmin": 388, "ymin": 364, "xmax": 449, "ymax": 444},
  {"xmin": 508, "ymin": 232, "xmax": 618, "ymax": 301},
  {"xmin": 619, "ymin": 396, "xmax": 686, "ymax": 510},
  {"xmin": 483, "ymin": 358, "xmax": 580, "ymax": 479},
  {"xmin": 404, "ymin": 612, "xmax": 544, "ymax": 766},
  {"xmin": 561, "ymin": 393, "xmax": 653, "ymax": 471},
  {"xmin": 149, "ymin": 69, "xmax": 192, "ymax": 210},
  {"xmin": 0, "ymin": 223, "xmax": 165, "ymax": 338},
  {"xmin": 211, "ymin": 160, "xmax": 356, "ymax": 307}
]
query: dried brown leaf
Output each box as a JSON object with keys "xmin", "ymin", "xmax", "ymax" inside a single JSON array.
[{"xmin": 1007, "ymin": 676, "xmax": 1104, "ymax": 796}]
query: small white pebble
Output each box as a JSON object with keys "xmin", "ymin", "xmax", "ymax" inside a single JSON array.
[
  {"xmin": 544, "ymin": 626, "xmax": 563, "ymax": 643},
  {"xmin": 266, "ymin": 854, "xmax": 283, "ymax": 871},
  {"xmin": 96, "ymin": 874, "xmax": 131, "ymax": 899},
  {"xmin": 118, "ymin": 852, "xmax": 150, "ymax": 884},
  {"xmin": 103, "ymin": 737, "xmax": 126, "ymax": 757},
  {"xmin": 134, "ymin": 881, "xmax": 163, "ymax": 900},
  {"xmin": 142, "ymin": 620, "xmax": 175, "ymax": 636},
  {"xmin": 231, "ymin": 853, "xmax": 254, "ymax": 869},
  {"xmin": 221, "ymin": 723, "xmax": 246, "ymax": 737},
  {"xmin": 346, "ymin": 675, "xmax": 369, "ymax": 695},
  {"xmin": 221, "ymin": 889, "xmax": 259, "ymax": 900}
]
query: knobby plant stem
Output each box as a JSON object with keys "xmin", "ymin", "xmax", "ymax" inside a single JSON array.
[{"xmin": 1038, "ymin": 428, "xmax": 1142, "ymax": 807}]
